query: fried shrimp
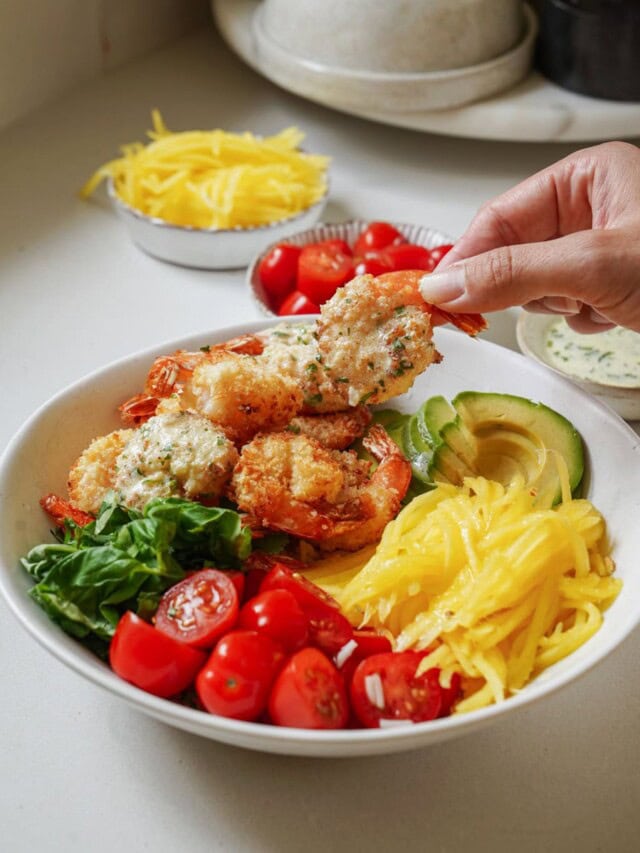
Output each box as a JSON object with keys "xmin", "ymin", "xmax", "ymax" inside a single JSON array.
[
  {"xmin": 230, "ymin": 424, "xmax": 411, "ymax": 551},
  {"xmin": 68, "ymin": 402, "xmax": 237, "ymax": 513},
  {"xmin": 287, "ymin": 406, "xmax": 371, "ymax": 450},
  {"xmin": 316, "ymin": 271, "xmax": 486, "ymax": 407}
]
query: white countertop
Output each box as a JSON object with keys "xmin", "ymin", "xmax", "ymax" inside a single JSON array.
[{"xmin": 1, "ymin": 25, "xmax": 639, "ymax": 853}]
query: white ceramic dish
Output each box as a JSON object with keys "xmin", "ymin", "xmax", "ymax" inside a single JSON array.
[
  {"xmin": 213, "ymin": 0, "xmax": 640, "ymax": 143},
  {"xmin": 516, "ymin": 312, "xmax": 640, "ymax": 422},
  {"xmin": 2, "ymin": 320, "xmax": 640, "ymax": 757},
  {"xmin": 247, "ymin": 219, "xmax": 452, "ymax": 315},
  {"xmin": 107, "ymin": 178, "xmax": 328, "ymax": 270},
  {"xmin": 250, "ymin": 2, "xmax": 536, "ymax": 112}
]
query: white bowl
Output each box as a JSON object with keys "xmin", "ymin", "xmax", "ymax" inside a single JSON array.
[
  {"xmin": 2, "ymin": 320, "xmax": 640, "ymax": 756},
  {"xmin": 516, "ymin": 311, "xmax": 640, "ymax": 422},
  {"xmin": 107, "ymin": 178, "xmax": 329, "ymax": 270},
  {"xmin": 247, "ymin": 219, "xmax": 453, "ymax": 315},
  {"xmin": 251, "ymin": 3, "xmax": 537, "ymax": 112}
]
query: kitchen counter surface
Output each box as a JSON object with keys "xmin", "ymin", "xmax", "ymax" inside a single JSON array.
[{"xmin": 1, "ymin": 23, "xmax": 638, "ymax": 853}]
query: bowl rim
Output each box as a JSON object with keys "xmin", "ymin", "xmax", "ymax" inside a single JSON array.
[
  {"xmin": 106, "ymin": 172, "xmax": 330, "ymax": 236},
  {"xmin": 246, "ymin": 218, "xmax": 454, "ymax": 316},
  {"xmin": 2, "ymin": 318, "xmax": 640, "ymax": 754},
  {"xmin": 516, "ymin": 310, "xmax": 640, "ymax": 396},
  {"xmin": 253, "ymin": 2, "xmax": 538, "ymax": 84}
]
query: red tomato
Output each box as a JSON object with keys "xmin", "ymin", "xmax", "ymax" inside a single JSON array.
[
  {"xmin": 297, "ymin": 242, "xmax": 355, "ymax": 305},
  {"xmin": 350, "ymin": 652, "xmax": 442, "ymax": 727},
  {"xmin": 277, "ymin": 290, "xmax": 320, "ymax": 316},
  {"xmin": 268, "ymin": 647, "xmax": 349, "ymax": 729},
  {"xmin": 258, "ymin": 244, "xmax": 301, "ymax": 308},
  {"xmin": 336, "ymin": 628, "xmax": 393, "ymax": 684},
  {"xmin": 354, "ymin": 221, "xmax": 405, "ymax": 256},
  {"xmin": 243, "ymin": 567, "xmax": 268, "ymax": 602},
  {"xmin": 226, "ymin": 570, "xmax": 246, "ymax": 602},
  {"xmin": 239, "ymin": 589, "xmax": 309, "ymax": 652},
  {"xmin": 354, "ymin": 256, "xmax": 392, "ymax": 277},
  {"xmin": 109, "ymin": 612, "xmax": 206, "ymax": 698},
  {"xmin": 313, "ymin": 238, "xmax": 353, "ymax": 257},
  {"xmin": 261, "ymin": 564, "xmax": 353, "ymax": 656},
  {"xmin": 154, "ymin": 569, "xmax": 239, "ymax": 650},
  {"xmin": 383, "ymin": 243, "xmax": 435, "ymax": 272},
  {"xmin": 196, "ymin": 630, "xmax": 285, "ymax": 721},
  {"xmin": 429, "ymin": 243, "xmax": 454, "ymax": 267},
  {"xmin": 437, "ymin": 670, "xmax": 462, "ymax": 717}
]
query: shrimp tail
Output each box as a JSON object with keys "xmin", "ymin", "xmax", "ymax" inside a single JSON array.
[
  {"xmin": 118, "ymin": 393, "xmax": 160, "ymax": 426},
  {"xmin": 425, "ymin": 305, "xmax": 487, "ymax": 336},
  {"xmin": 40, "ymin": 494, "xmax": 94, "ymax": 528},
  {"xmin": 362, "ymin": 424, "xmax": 412, "ymax": 500}
]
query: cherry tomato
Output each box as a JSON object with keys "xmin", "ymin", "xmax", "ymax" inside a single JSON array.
[
  {"xmin": 297, "ymin": 242, "xmax": 355, "ymax": 305},
  {"xmin": 268, "ymin": 647, "xmax": 349, "ymax": 729},
  {"xmin": 154, "ymin": 569, "xmax": 239, "ymax": 650},
  {"xmin": 196, "ymin": 630, "xmax": 285, "ymax": 721},
  {"xmin": 350, "ymin": 652, "xmax": 443, "ymax": 727},
  {"xmin": 109, "ymin": 612, "xmax": 206, "ymax": 698},
  {"xmin": 40, "ymin": 493, "xmax": 94, "ymax": 528},
  {"xmin": 354, "ymin": 256, "xmax": 392, "ymax": 277},
  {"xmin": 429, "ymin": 243, "xmax": 454, "ymax": 268},
  {"xmin": 277, "ymin": 290, "xmax": 320, "ymax": 316},
  {"xmin": 336, "ymin": 628, "xmax": 393, "ymax": 684},
  {"xmin": 314, "ymin": 238, "xmax": 353, "ymax": 257},
  {"xmin": 437, "ymin": 670, "xmax": 462, "ymax": 717},
  {"xmin": 239, "ymin": 589, "xmax": 309, "ymax": 652},
  {"xmin": 383, "ymin": 243, "xmax": 435, "ymax": 272},
  {"xmin": 258, "ymin": 244, "xmax": 301, "ymax": 308},
  {"xmin": 354, "ymin": 222, "xmax": 405, "ymax": 256},
  {"xmin": 226, "ymin": 570, "xmax": 246, "ymax": 602},
  {"xmin": 261, "ymin": 564, "xmax": 353, "ymax": 656}
]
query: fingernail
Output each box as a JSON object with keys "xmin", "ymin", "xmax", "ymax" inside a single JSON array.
[{"xmin": 419, "ymin": 266, "xmax": 466, "ymax": 304}]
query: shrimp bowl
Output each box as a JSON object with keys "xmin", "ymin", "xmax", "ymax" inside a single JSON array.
[{"xmin": 2, "ymin": 308, "xmax": 640, "ymax": 756}]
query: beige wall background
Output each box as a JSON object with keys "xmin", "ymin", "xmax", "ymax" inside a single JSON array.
[{"xmin": 0, "ymin": 0, "xmax": 209, "ymax": 131}]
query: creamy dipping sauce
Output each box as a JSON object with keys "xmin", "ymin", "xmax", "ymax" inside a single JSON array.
[{"xmin": 545, "ymin": 319, "xmax": 640, "ymax": 388}]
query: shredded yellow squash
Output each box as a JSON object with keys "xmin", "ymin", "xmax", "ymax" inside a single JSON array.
[
  {"xmin": 304, "ymin": 475, "xmax": 621, "ymax": 713},
  {"xmin": 80, "ymin": 110, "xmax": 329, "ymax": 229}
]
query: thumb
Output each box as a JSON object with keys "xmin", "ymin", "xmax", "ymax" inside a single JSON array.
[{"xmin": 419, "ymin": 231, "xmax": 626, "ymax": 316}]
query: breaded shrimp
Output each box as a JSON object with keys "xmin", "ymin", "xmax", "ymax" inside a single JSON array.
[
  {"xmin": 68, "ymin": 402, "xmax": 237, "ymax": 513},
  {"xmin": 316, "ymin": 270, "xmax": 486, "ymax": 406},
  {"xmin": 287, "ymin": 406, "xmax": 371, "ymax": 450},
  {"xmin": 230, "ymin": 424, "xmax": 411, "ymax": 551}
]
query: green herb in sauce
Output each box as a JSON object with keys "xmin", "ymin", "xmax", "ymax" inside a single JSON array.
[{"xmin": 544, "ymin": 319, "xmax": 640, "ymax": 387}]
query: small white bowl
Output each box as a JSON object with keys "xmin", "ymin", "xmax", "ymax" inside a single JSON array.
[
  {"xmin": 107, "ymin": 178, "xmax": 329, "ymax": 270},
  {"xmin": 516, "ymin": 311, "xmax": 640, "ymax": 421},
  {"xmin": 251, "ymin": 3, "xmax": 537, "ymax": 112},
  {"xmin": 247, "ymin": 219, "xmax": 453, "ymax": 315}
]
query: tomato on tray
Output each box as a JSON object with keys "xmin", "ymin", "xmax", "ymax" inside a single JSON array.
[
  {"xmin": 196, "ymin": 630, "xmax": 285, "ymax": 721},
  {"xmin": 429, "ymin": 243, "xmax": 454, "ymax": 267},
  {"xmin": 154, "ymin": 569, "xmax": 239, "ymax": 649},
  {"xmin": 257, "ymin": 243, "xmax": 301, "ymax": 309},
  {"xmin": 261, "ymin": 563, "xmax": 354, "ymax": 656},
  {"xmin": 297, "ymin": 240, "xmax": 354, "ymax": 305},
  {"xmin": 350, "ymin": 651, "xmax": 443, "ymax": 727},
  {"xmin": 353, "ymin": 221, "xmax": 405, "ymax": 256},
  {"xmin": 268, "ymin": 647, "xmax": 349, "ymax": 729},
  {"xmin": 277, "ymin": 290, "xmax": 320, "ymax": 316},
  {"xmin": 383, "ymin": 243, "xmax": 435, "ymax": 272},
  {"xmin": 110, "ymin": 611, "xmax": 207, "ymax": 698}
]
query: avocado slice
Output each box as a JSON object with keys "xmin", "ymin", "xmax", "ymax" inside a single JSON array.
[
  {"xmin": 428, "ymin": 391, "xmax": 584, "ymax": 505},
  {"xmin": 419, "ymin": 395, "xmax": 456, "ymax": 447}
]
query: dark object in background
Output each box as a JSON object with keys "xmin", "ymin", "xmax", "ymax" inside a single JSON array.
[{"xmin": 533, "ymin": 0, "xmax": 640, "ymax": 101}]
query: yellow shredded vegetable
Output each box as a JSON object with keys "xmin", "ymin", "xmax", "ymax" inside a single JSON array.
[
  {"xmin": 80, "ymin": 110, "xmax": 329, "ymax": 229},
  {"xmin": 303, "ymin": 475, "xmax": 621, "ymax": 713}
]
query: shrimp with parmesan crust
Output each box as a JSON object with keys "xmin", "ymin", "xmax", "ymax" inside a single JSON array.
[{"xmin": 230, "ymin": 424, "xmax": 412, "ymax": 551}]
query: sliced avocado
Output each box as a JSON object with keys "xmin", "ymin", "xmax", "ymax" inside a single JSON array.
[
  {"xmin": 429, "ymin": 392, "xmax": 584, "ymax": 505},
  {"xmin": 419, "ymin": 395, "xmax": 456, "ymax": 446}
]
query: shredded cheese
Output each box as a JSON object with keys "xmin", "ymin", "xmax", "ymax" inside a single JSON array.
[{"xmin": 80, "ymin": 110, "xmax": 329, "ymax": 230}]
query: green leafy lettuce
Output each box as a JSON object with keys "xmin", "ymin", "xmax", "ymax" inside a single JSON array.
[{"xmin": 21, "ymin": 497, "xmax": 252, "ymax": 656}]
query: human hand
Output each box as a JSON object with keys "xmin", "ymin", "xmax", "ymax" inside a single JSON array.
[{"xmin": 419, "ymin": 141, "xmax": 640, "ymax": 333}]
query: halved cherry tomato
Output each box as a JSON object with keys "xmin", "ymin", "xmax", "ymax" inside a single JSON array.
[
  {"xmin": 258, "ymin": 244, "xmax": 301, "ymax": 308},
  {"xmin": 336, "ymin": 628, "xmax": 393, "ymax": 684},
  {"xmin": 109, "ymin": 611, "xmax": 206, "ymax": 698},
  {"xmin": 239, "ymin": 588, "xmax": 308, "ymax": 652},
  {"xmin": 354, "ymin": 256, "xmax": 392, "ymax": 277},
  {"xmin": 350, "ymin": 652, "xmax": 443, "ymax": 727},
  {"xmin": 383, "ymin": 243, "xmax": 435, "ymax": 272},
  {"xmin": 297, "ymin": 242, "xmax": 355, "ymax": 305},
  {"xmin": 438, "ymin": 670, "xmax": 462, "ymax": 717},
  {"xmin": 354, "ymin": 222, "xmax": 405, "ymax": 256},
  {"xmin": 277, "ymin": 290, "xmax": 320, "ymax": 316},
  {"xmin": 261, "ymin": 564, "xmax": 353, "ymax": 656},
  {"xmin": 154, "ymin": 569, "xmax": 239, "ymax": 650},
  {"xmin": 196, "ymin": 630, "xmax": 285, "ymax": 721},
  {"xmin": 429, "ymin": 243, "xmax": 454, "ymax": 267},
  {"xmin": 268, "ymin": 647, "xmax": 349, "ymax": 729}
]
